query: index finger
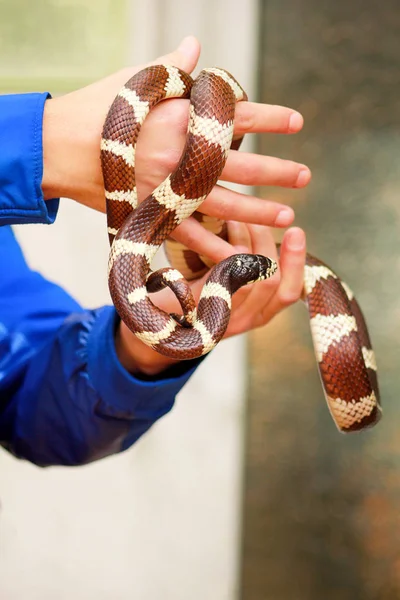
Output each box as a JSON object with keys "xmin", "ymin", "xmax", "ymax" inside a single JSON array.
[{"xmin": 234, "ymin": 101, "xmax": 304, "ymax": 136}]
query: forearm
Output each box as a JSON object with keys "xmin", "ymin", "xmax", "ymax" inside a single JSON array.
[
  {"xmin": 0, "ymin": 306, "xmax": 201, "ymax": 466},
  {"xmin": 0, "ymin": 227, "xmax": 203, "ymax": 465}
]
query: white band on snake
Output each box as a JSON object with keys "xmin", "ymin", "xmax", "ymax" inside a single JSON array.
[{"xmin": 100, "ymin": 64, "xmax": 381, "ymax": 433}]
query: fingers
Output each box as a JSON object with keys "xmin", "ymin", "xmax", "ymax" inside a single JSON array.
[
  {"xmin": 266, "ymin": 227, "xmax": 306, "ymax": 314},
  {"xmin": 113, "ymin": 36, "xmax": 201, "ymax": 94},
  {"xmin": 171, "ymin": 217, "xmax": 236, "ymax": 265},
  {"xmin": 149, "ymin": 36, "xmax": 201, "ymax": 75},
  {"xmin": 221, "ymin": 151, "xmax": 311, "ymax": 189},
  {"xmin": 199, "ymin": 185, "xmax": 294, "ymax": 228},
  {"xmin": 135, "ymin": 100, "xmax": 189, "ymax": 197},
  {"xmin": 225, "ymin": 224, "xmax": 280, "ymax": 335},
  {"xmin": 234, "ymin": 101, "xmax": 304, "ymax": 136},
  {"xmin": 226, "ymin": 220, "xmax": 253, "ymax": 253},
  {"xmin": 169, "ymin": 184, "xmax": 295, "ymax": 265},
  {"xmin": 224, "ymin": 226, "xmax": 306, "ymax": 338}
]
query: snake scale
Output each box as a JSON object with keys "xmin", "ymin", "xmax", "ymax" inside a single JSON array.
[{"xmin": 101, "ymin": 64, "xmax": 381, "ymax": 433}]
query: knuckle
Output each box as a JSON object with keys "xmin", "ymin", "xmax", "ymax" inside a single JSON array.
[
  {"xmin": 159, "ymin": 147, "xmax": 182, "ymax": 173},
  {"xmin": 234, "ymin": 105, "xmax": 255, "ymax": 134},
  {"xmin": 214, "ymin": 197, "xmax": 231, "ymax": 220},
  {"xmin": 253, "ymin": 313, "xmax": 267, "ymax": 329},
  {"xmin": 156, "ymin": 100, "xmax": 189, "ymax": 132},
  {"xmin": 236, "ymin": 160, "xmax": 258, "ymax": 186},
  {"xmin": 179, "ymin": 223, "xmax": 201, "ymax": 250}
]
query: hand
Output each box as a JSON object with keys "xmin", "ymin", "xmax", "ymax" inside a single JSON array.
[
  {"xmin": 116, "ymin": 225, "xmax": 306, "ymax": 376},
  {"xmin": 42, "ymin": 35, "xmax": 310, "ymax": 261},
  {"xmin": 42, "ymin": 36, "xmax": 310, "ymax": 376}
]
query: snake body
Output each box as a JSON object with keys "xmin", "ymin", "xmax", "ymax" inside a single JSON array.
[{"xmin": 101, "ymin": 64, "xmax": 381, "ymax": 432}]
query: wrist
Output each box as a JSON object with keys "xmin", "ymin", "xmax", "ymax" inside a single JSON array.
[
  {"xmin": 41, "ymin": 96, "xmax": 101, "ymax": 207},
  {"xmin": 115, "ymin": 321, "xmax": 179, "ymax": 377},
  {"xmin": 42, "ymin": 97, "xmax": 70, "ymax": 201}
]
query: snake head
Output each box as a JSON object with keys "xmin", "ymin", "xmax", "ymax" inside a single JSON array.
[
  {"xmin": 230, "ymin": 254, "xmax": 278, "ymax": 288},
  {"xmin": 255, "ymin": 254, "xmax": 278, "ymax": 281}
]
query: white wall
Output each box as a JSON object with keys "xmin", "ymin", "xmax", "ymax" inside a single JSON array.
[{"xmin": 0, "ymin": 2, "xmax": 259, "ymax": 598}]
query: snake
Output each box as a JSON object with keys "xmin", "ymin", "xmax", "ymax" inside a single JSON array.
[{"xmin": 100, "ymin": 64, "xmax": 381, "ymax": 433}]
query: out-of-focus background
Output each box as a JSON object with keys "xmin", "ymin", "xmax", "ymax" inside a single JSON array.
[
  {"xmin": 242, "ymin": 3, "xmax": 400, "ymax": 600},
  {"xmin": 0, "ymin": 1, "xmax": 398, "ymax": 599}
]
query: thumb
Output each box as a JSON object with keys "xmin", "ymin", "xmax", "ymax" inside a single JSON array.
[{"xmin": 149, "ymin": 36, "xmax": 201, "ymax": 75}]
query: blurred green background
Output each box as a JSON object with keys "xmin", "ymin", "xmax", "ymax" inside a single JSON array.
[
  {"xmin": 0, "ymin": 0, "xmax": 126, "ymax": 92},
  {"xmin": 242, "ymin": 2, "xmax": 400, "ymax": 599}
]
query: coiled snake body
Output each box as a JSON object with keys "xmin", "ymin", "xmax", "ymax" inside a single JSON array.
[{"xmin": 101, "ymin": 64, "xmax": 381, "ymax": 433}]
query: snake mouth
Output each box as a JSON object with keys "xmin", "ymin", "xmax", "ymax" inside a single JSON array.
[{"xmin": 257, "ymin": 255, "xmax": 278, "ymax": 280}]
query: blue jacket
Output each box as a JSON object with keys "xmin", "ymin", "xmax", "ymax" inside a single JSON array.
[{"xmin": 0, "ymin": 92, "xmax": 201, "ymax": 467}]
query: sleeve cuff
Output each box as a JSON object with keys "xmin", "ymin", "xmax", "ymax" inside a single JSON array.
[
  {"xmin": 0, "ymin": 92, "xmax": 59, "ymax": 225},
  {"xmin": 86, "ymin": 307, "xmax": 204, "ymax": 421}
]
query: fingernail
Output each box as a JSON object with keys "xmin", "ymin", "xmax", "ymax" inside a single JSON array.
[
  {"xmin": 286, "ymin": 228, "xmax": 305, "ymax": 251},
  {"xmin": 288, "ymin": 111, "xmax": 303, "ymax": 132},
  {"xmin": 295, "ymin": 168, "xmax": 310, "ymax": 188},
  {"xmin": 274, "ymin": 208, "xmax": 294, "ymax": 227},
  {"xmin": 177, "ymin": 36, "xmax": 193, "ymax": 54}
]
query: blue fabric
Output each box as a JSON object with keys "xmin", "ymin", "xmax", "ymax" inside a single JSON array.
[
  {"xmin": 0, "ymin": 93, "xmax": 202, "ymax": 466},
  {"xmin": 0, "ymin": 92, "xmax": 59, "ymax": 225}
]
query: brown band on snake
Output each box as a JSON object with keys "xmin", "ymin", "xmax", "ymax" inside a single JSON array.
[
  {"xmin": 102, "ymin": 64, "xmax": 381, "ymax": 432},
  {"xmin": 103, "ymin": 66, "xmax": 276, "ymax": 360},
  {"xmin": 102, "ymin": 65, "xmax": 193, "ymax": 244},
  {"xmin": 146, "ymin": 268, "xmax": 197, "ymax": 327}
]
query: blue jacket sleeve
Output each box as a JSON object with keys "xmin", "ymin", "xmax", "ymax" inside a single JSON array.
[
  {"xmin": 0, "ymin": 93, "xmax": 203, "ymax": 466},
  {"xmin": 0, "ymin": 92, "xmax": 59, "ymax": 225},
  {"xmin": 0, "ymin": 226, "xmax": 201, "ymax": 466}
]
